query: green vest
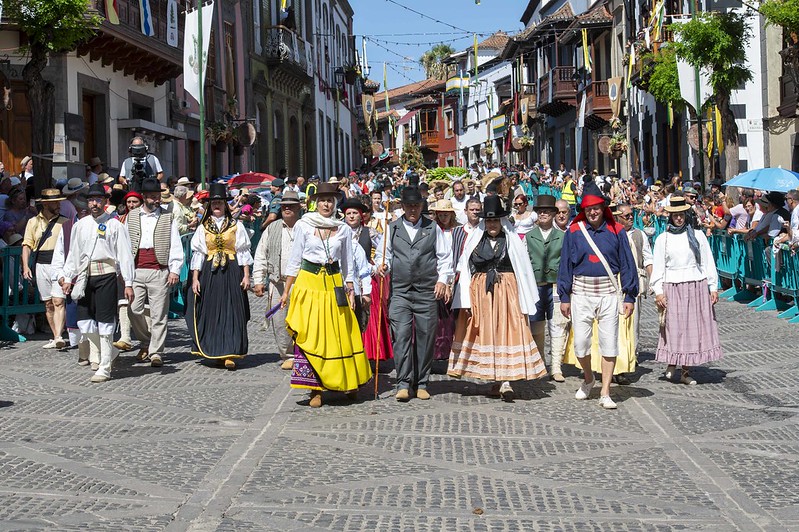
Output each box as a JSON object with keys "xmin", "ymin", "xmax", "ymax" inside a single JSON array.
[{"xmin": 525, "ymin": 225, "xmax": 565, "ymax": 285}]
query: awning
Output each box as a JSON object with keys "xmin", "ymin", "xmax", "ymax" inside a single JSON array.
[
  {"xmin": 396, "ymin": 109, "xmax": 418, "ymax": 127},
  {"xmin": 117, "ymin": 119, "xmax": 187, "ymax": 140}
]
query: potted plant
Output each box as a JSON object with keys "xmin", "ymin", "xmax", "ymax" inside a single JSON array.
[
  {"xmin": 608, "ymin": 133, "xmax": 628, "ymax": 158},
  {"xmin": 608, "ymin": 117, "xmax": 623, "ymax": 130},
  {"xmin": 343, "ymin": 61, "xmax": 360, "ymax": 85}
]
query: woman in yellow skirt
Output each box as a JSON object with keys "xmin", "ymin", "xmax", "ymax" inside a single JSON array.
[{"xmin": 280, "ymin": 182, "xmax": 372, "ymax": 407}]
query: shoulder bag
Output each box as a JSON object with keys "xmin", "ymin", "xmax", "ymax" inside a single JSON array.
[{"xmin": 577, "ymin": 221, "xmax": 625, "ymax": 315}]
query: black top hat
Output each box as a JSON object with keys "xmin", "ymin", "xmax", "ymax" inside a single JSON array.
[
  {"xmin": 400, "ymin": 186, "xmax": 424, "ymax": 204},
  {"xmin": 758, "ymin": 191, "xmax": 786, "ymax": 207},
  {"xmin": 533, "ymin": 194, "xmax": 558, "ymax": 210},
  {"xmin": 710, "ymin": 178, "xmax": 724, "ymax": 187},
  {"xmin": 86, "ymin": 183, "xmax": 109, "ymax": 198},
  {"xmin": 478, "ymin": 195, "xmax": 511, "ymax": 219},
  {"xmin": 207, "ymin": 182, "xmax": 231, "ymax": 201},
  {"xmin": 339, "ymin": 197, "xmax": 368, "ymax": 213},
  {"xmin": 140, "ymin": 178, "xmax": 161, "ymax": 193}
]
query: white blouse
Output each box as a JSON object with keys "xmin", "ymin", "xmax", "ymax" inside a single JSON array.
[
  {"xmin": 650, "ymin": 229, "xmax": 718, "ymax": 296},
  {"xmin": 512, "ymin": 211, "xmax": 538, "ymax": 235},
  {"xmin": 285, "ymin": 219, "xmax": 355, "ymax": 284},
  {"xmin": 190, "ymin": 217, "xmax": 253, "ymax": 270}
]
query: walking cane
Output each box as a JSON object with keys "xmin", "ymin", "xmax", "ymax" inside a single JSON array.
[{"xmin": 373, "ymin": 200, "xmax": 390, "ymax": 400}]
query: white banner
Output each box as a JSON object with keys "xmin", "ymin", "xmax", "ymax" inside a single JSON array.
[
  {"xmin": 183, "ymin": 2, "xmax": 215, "ymax": 104},
  {"xmin": 166, "ymin": 0, "xmax": 179, "ymax": 47}
]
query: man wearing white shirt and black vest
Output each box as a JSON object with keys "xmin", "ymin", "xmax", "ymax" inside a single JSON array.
[
  {"xmin": 375, "ymin": 185, "xmax": 453, "ymax": 402},
  {"xmin": 60, "ymin": 184, "xmax": 135, "ymax": 383},
  {"xmin": 124, "ymin": 178, "xmax": 183, "ymax": 367}
]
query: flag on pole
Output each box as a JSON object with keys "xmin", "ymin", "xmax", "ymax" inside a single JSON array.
[
  {"xmin": 140, "ymin": 0, "xmax": 156, "ymax": 36},
  {"xmin": 581, "ymin": 29, "xmax": 592, "ymax": 75},
  {"xmin": 166, "ymin": 0, "xmax": 179, "ymax": 47},
  {"xmin": 183, "ymin": 2, "xmax": 216, "ymax": 104},
  {"xmin": 473, "ymin": 34, "xmax": 479, "ymax": 85},
  {"xmin": 627, "ymin": 43, "xmax": 635, "ymax": 89},
  {"xmin": 282, "ymin": 0, "xmax": 288, "ymax": 10},
  {"xmin": 651, "ymin": 0, "xmax": 665, "ymax": 42},
  {"xmin": 105, "ymin": 0, "xmax": 119, "ymax": 25}
]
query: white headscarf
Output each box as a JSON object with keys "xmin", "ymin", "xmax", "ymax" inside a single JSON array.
[
  {"xmin": 301, "ymin": 196, "xmax": 344, "ymax": 229},
  {"xmin": 452, "ymin": 218, "xmax": 539, "ymax": 315}
]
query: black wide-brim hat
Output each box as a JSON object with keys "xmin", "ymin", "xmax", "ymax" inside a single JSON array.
[
  {"xmin": 140, "ymin": 178, "xmax": 161, "ymax": 193},
  {"xmin": 339, "ymin": 197, "xmax": 368, "ymax": 213},
  {"xmin": 478, "ymin": 194, "xmax": 511, "ymax": 218},
  {"xmin": 207, "ymin": 182, "xmax": 232, "ymax": 201},
  {"xmin": 86, "ymin": 183, "xmax": 110, "ymax": 198},
  {"xmin": 400, "ymin": 185, "xmax": 424, "ymax": 204}
]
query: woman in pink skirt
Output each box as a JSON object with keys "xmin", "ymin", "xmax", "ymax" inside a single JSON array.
[{"xmin": 651, "ymin": 195, "xmax": 722, "ymax": 385}]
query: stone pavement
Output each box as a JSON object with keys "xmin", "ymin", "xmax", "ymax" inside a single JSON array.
[{"xmin": 1, "ymin": 294, "xmax": 798, "ymax": 532}]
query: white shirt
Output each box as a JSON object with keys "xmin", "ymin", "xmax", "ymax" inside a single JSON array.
[
  {"xmin": 628, "ymin": 228, "xmax": 654, "ymax": 268},
  {"xmin": 285, "ymin": 220, "xmax": 355, "ymax": 284},
  {"xmin": 352, "ymin": 242, "xmax": 373, "ymax": 296},
  {"xmin": 512, "ymin": 211, "xmax": 538, "ymax": 235},
  {"xmin": 251, "ymin": 222, "xmax": 295, "ymax": 286},
  {"xmin": 791, "ymin": 205, "xmax": 799, "ymax": 243},
  {"xmin": 450, "ymin": 196, "xmax": 468, "ymax": 225},
  {"xmin": 189, "ymin": 217, "xmax": 253, "ymax": 270},
  {"xmin": 119, "ymin": 154, "xmax": 163, "ymax": 178},
  {"xmin": 373, "ymin": 217, "xmax": 454, "ymax": 285},
  {"xmin": 62, "ymin": 214, "xmax": 135, "ymax": 287},
  {"xmin": 125, "ymin": 207, "xmax": 184, "ymax": 275},
  {"xmin": 650, "ymin": 229, "xmax": 717, "ymax": 296}
]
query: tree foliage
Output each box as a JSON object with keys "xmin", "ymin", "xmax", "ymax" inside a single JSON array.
[
  {"xmin": 5, "ymin": 0, "xmax": 101, "ymax": 193},
  {"xmin": 6, "ymin": 0, "xmax": 101, "ymax": 53},
  {"xmin": 645, "ymin": 48, "xmax": 685, "ymax": 111},
  {"xmin": 761, "ymin": 0, "xmax": 799, "ymax": 35},
  {"xmin": 400, "ymin": 142, "xmax": 425, "ymax": 170},
  {"xmin": 419, "ymin": 44, "xmax": 455, "ymax": 80},
  {"xmin": 669, "ymin": 12, "xmax": 753, "ymax": 102}
]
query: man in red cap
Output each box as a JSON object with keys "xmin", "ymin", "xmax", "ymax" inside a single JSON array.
[{"xmin": 557, "ymin": 182, "xmax": 638, "ymax": 409}]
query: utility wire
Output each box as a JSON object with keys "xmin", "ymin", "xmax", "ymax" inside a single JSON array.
[{"xmin": 383, "ymin": 0, "xmax": 474, "ymax": 33}]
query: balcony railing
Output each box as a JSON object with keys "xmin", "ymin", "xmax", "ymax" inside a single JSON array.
[
  {"xmin": 263, "ymin": 26, "xmax": 313, "ymax": 78},
  {"xmin": 537, "ymin": 66, "xmax": 577, "ymax": 116},
  {"xmin": 583, "ymin": 79, "xmax": 612, "ymax": 130},
  {"xmin": 420, "ymin": 131, "xmax": 439, "ymax": 148}
]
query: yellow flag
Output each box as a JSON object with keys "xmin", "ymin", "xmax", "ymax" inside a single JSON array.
[
  {"xmin": 715, "ymin": 106, "xmax": 724, "ymax": 154},
  {"xmin": 474, "ymin": 34, "xmax": 479, "ymax": 84},
  {"xmin": 281, "ymin": 0, "xmax": 288, "ymax": 10},
  {"xmin": 706, "ymin": 106, "xmax": 714, "ymax": 158},
  {"xmin": 582, "ymin": 29, "xmax": 592, "ymax": 74}
]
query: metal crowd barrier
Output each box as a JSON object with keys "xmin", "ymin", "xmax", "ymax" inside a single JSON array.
[
  {"xmin": 633, "ymin": 207, "xmax": 799, "ymax": 325},
  {"xmin": 1, "ymin": 246, "xmax": 45, "ymax": 342}
]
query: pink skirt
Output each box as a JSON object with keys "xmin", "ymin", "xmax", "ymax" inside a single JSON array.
[
  {"xmin": 363, "ymin": 276, "xmax": 393, "ymax": 360},
  {"xmin": 656, "ymin": 280, "xmax": 723, "ymax": 366}
]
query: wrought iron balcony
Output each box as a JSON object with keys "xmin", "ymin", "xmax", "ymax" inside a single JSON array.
[
  {"xmin": 537, "ymin": 66, "xmax": 577, "ymax": 117},
  {"xmin": 263, "ymin": 25, "xmax": 313, "ymax": 79}
]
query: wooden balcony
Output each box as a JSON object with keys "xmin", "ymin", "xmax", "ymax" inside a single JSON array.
[
  {"xmin": 584, "ymin": 80, "xmax": 612, "ymax": 130},
  {"xmin": 263, "ymin": 26, "xmax": 313, "ymax": 80},
  {"xmin": 77, "ymin": 0, "xmax": 182, "ymax": 85},
  {"xmin": 537, "ymin": 66, "xmax": 577, "ymax": 117},
  {"xmin": 420, "ymin": 131, "xmax": 439, "ymax": 149}
]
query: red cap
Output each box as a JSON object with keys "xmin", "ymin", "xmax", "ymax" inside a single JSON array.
[{"xmin": 123, "ymin": 191, "xmax": 143, "ymax": 202}]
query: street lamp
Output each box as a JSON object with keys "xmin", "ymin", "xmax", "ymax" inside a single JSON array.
[{"xmin": 334, "ymin": 67, "xmax": 345, "ymax": 90}]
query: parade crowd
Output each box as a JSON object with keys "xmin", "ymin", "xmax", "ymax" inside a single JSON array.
[{"xmin": 6, "ymin": 139, "xmax": 798, "ymax": 408}]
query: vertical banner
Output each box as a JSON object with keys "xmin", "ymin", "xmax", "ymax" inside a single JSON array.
[
  {"xmin": 362, "ymin": 94, "xmax": 375, "ymax": 130},
  {"xmin": 608, "ymin": 77, "xmax": 622, "ymax": 118},
  {"xmin": 581, "ymin": 29, "xmax": 592, "ymax": 74},
  {"xmin": 473, "ymin": 34, "xmax": 479, "ymax": 85},
  {"xmin": 140, "ymin": 0, "xmax": 156, "ymax": 37},
  {"xmin": 183, "ymin": 2, "xmax": 216, "ymax": 104},
  {"xmin": 104, "ymin": 0, "xmax": 119, "ymax": 25},
  {"xmin": 166, "ymin": 0, "xmax": 179, "ymax": 47}
]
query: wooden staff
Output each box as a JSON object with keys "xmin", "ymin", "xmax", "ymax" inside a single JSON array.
[{"xmin": 373, "ymin": 199, "xmax": 390, "ymax": 400}]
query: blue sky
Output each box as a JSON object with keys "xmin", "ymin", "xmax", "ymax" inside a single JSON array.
[{"xmin": 350, "ymin": 0, "xmax": 525, "ymax": 90}]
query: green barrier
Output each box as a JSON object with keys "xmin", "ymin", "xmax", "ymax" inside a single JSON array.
[
  {"xmin": 168, "ymin": 233, "xmax": 193, "ymax": 318},
  {"xmin": 708, "ymin": 231, "xmax": 744, "ymax": 300},
  {"xmin": 1, "ymin": 246, "xmax": 45, "ymax": 342},
  {"xmin": 537, "ymin": 184, "xmax": 562, "ymax": 200}
]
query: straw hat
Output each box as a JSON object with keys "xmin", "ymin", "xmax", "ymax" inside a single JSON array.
[
  {"xmin": 429, "ymin": 199, "xmax": 455, "ymax": 212},
  {"xmin": 36, "ymin": 188, "xmax": 65, "ymax": 203},
  {"xmin": 664, "ymin": 196, "xmax": 691, "ymax": 213},
  {"xmin": 62, "ymin": 178, "xmax": 88, "ymax": 196}
]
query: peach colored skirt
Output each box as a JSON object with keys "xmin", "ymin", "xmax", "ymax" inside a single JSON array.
[{"xmin": 448, "ymin": 272, "xmax": 547, "ymax": 382}]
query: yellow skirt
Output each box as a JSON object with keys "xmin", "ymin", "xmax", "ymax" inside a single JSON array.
[
  {"xmin": 285, "ymin": 269, "xmax": 372, "ymax": 392},
  {"xmin": 563, "ymin": 313, "xmax": 636, "ymax": 375}
]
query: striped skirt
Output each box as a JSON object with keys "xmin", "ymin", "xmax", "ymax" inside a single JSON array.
[
  {"xmin": 656, "ymin": 280, "xmax": 723, "ymax": 366},
  {"xmin": 448, "ymin": 272, "xmax": 547, "ymax": 382}
]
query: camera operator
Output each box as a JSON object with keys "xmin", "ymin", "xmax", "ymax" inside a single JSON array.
[{"xmin": 118, "ymin": 137, "xmax": 164, "ymax": 192}]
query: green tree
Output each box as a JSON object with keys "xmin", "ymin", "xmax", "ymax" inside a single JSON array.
[
  {"xmin": 669, "ymin": 12, "xmax": 752, "ymax": 180},
  {"xmin": 5, "ymin": 0, "xmax": 101, "ymax": 194},
  {"xmin": 646, "ymin": 49, "xmax": 684, "ymax": 111},
  {"xmin": 419, "ymin": 44, "xmax": 455, "ymax": 80},
  {"xmin": 399, "ymin": 142, "xmax": 424, "ymax": 170},
  {"xmin": 760, "ymin": 0, "xmax": 799, "ymax": 34}
]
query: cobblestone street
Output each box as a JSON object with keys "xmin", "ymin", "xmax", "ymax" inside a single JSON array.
[{"xmin": 1, "ymin": 295, "xmax": 798, "ymax": 531}]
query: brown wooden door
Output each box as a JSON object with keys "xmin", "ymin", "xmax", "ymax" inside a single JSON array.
[
  {"xmin": 83, "ymin": 94, "xmax": 96, "ymax": 166},
  {"xmin": 0, "ymin": 81, "xmax": 32, "ymax": 176}
]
